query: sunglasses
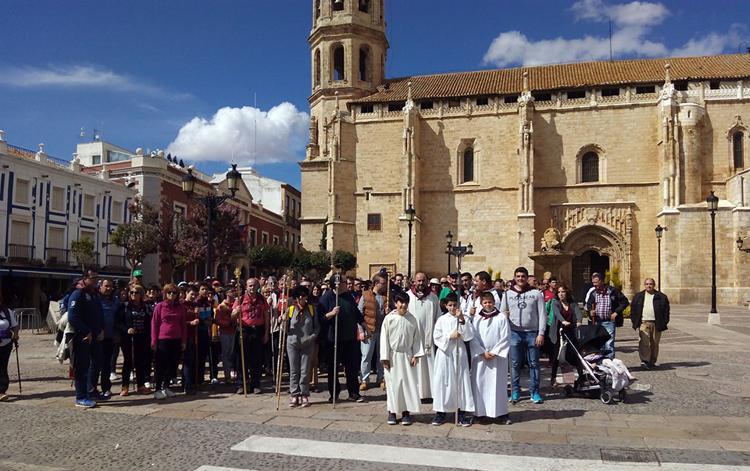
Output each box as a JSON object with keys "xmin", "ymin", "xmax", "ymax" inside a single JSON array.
[
  {"xmin": 129, "ymin": 291, "xmax": 139, "ymax": 294},
  {"xmin": 165, "ymin": 291, "xmax": 178, "ymax": 295}
]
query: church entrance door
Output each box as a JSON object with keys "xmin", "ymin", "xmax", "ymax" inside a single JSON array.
[{"xmin": 571, "ymin": 250, "xmax": 610, "ymax": 302}]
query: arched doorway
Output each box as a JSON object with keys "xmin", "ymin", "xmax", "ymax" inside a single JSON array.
[{"xmin": 571, "ymin": 250, "xmax": 610, "ymax": 301}]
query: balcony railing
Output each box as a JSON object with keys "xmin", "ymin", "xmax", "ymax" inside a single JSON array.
[
  {"xmin": 106, "ymin": 254, "xmax": 127, "ymax": 268},
  {"xmin": 8, "ymin": 244, "xmax": 34, "ymax": 261},
  {"xmin": 45, "ymin": 248, "xmax": 70, "ymax": 265}
]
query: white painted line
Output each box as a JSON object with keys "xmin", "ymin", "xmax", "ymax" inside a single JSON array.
[
  {"xmin": 231, "ymin": 435, "xmax": 750, "ymax": 471},
  {"xmin": 195, "ymin": 466, "xmax": 258, "ymax": 471}
]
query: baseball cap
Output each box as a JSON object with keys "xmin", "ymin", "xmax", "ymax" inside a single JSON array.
[{"xmin": 133, "ymin": 270, "xmax": 143, "ymax": 277}]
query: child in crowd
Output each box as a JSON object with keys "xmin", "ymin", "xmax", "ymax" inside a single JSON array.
[
  {"xmin": 431, "ymin": 292, "xmax": 475, "ymax": 426},
  {"xmin": 470, "ymin": 291, "xmax": 512, "ymax": 425},
  {"xmin": 380, "ymin": 291, "xmax": 424, "ymax": 425}
]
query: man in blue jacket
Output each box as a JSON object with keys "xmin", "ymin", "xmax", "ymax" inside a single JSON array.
[
  {"xmin": 68, "ymin": 269, "xmax": 104, "ymax": 408},
  {"xmin": 89, "ymin": 279, "xmax": 120, "ymax": 398}
]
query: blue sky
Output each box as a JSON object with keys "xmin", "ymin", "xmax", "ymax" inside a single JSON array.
[{"xmin": 1, "ymin": 0, "xmax": 747, "ymax": 189}]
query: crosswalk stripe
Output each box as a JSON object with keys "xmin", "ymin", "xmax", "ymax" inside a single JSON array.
[
  {"xmin": 195, "ymin": 467, "xmax": 258, "ymax": 471},
  {"xmin": 230, "ymin": 435, "xmax": 750, "ymax": 471}
]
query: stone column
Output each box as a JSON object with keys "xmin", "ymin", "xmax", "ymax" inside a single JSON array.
[{"xmin": 679, "ymin": 103, "xmax": 706, "ymax": 204}]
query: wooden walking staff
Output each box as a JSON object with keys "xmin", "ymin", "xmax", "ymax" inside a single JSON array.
[
  {"xmin": 276, "ymin": 270, "xmax": 293, "ymax": 410},
  {"xmin": 331, "ymin": 271, "xmax": 342, "ymax": 409},
  {"xmin": 234, "ymin": 268, "xmax": 247, "ymax": 398},
  {"xmin": 13, "ymin": 339, "xmax": 21, "ymax": 394},
  {"xmin": 454, "ymin": 316, "xmax": 460, "ymax": 426}
]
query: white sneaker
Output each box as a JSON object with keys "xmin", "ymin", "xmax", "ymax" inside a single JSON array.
[
  {"xmin": 109, "ymin": 373, "xmax": 119, "ymax": 381},
  {"xmin": 144, "ymin": 382, "xmax": 152, "ymax": 389},
  {"xmin": 102, "ymin": 390, "xmax": 113, "ymax": 398},
  {"xmin": 210, "ymin": 378, "xmax": 219, "ymax": 385},
  {"xmin": 154, "ymin": 390, "xmax": 166, "ymax": 400},
  {"xmin": 163, "ymin": 388, "xmax": 176, "ymax": 398}
]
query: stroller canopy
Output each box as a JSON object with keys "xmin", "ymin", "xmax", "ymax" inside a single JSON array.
[{"xmin": 575, "ymin": 324, "xmax": 611, "ymax": 352}]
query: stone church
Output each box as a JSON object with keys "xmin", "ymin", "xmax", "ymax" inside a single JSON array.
[{"xmin": 299, "ymin": 0, "xmax": 750, "ymax": 304}]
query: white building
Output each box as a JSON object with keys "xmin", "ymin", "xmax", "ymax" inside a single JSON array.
[{"xmin": 0, "ymin": 131, "xmax": 136, "ymax": 309}]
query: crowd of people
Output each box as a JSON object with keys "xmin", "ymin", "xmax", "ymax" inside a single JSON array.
[{"xmin": 0, "ymin": 265, "xmax": 670, "ymax": 426}]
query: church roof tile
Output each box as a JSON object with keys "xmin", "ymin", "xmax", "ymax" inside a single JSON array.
[{"xmin": 351, "ymin": 54, "xmax": 750, "ymax": 104}]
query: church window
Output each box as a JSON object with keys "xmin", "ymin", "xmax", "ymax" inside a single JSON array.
[
  {"xmin": 359, "ymin": 46, "xmax": 371, "ymax": 82},
  {"xmin": 419, "ymin": 101, "xmax": 433, "ymax": 110},
  {"xmin": 448, "ymin": 99, "xmax": 461, "ymax": 108},
  {"xmin": 532, "ymin": 92, "xmax": 551, "ymax": 101},
  {"xmin": 636, "ymin": 85, "xmax": 656, "ymax": 94},
  {"xmin": 710, "ymin": 80, "xmax": 721, "ymax": 90},
  {"xmin": 601, "ymin": 88, "xmax": 620, "ymax": 97},
  {"xmin": 332, "ymin": 44, "xmax": 345, "ymax": 81},
  {"xmin": 388, "ymin": 102, "xmax": 404, "ymax": 112},
  {"xmin": 475, "ymin": 97, "xmax": 489, "ymax": 106},
  {"xmin": 674, "ymin": 81, "xmax": 688, "ymax": 91},
  {"xmin": 581, "ymin": 152, "xmax": 599, "ymax": 183},
  {"xmin": 315, "ymin": 0, "xmax": 321, "ymax": 18},
  {"xmin": 360, "ymin": 104, "xmax": 373, "ymax": 113},
  {"xmin": 367, "ymin": 213, "xmax": 381, "ymax": 231},
  {"xmin": 734, "ymin": 132, "xmax": 744, "ymax": 169},
  {"xmin": 462, "ymin": 148, "xmax": 475, "ymax": 183},
  {"xmin": 567, "ymin": 90, "xmax": 585, "ymax": 99},
  {"xmin": 359, "ymin": 0, "xmax": 370, "ymax": 13},
  {"xmin": 332, "ymin": 0, "xmax": 344, "ymax": 12},
  {"xmin": 314, "ymin": 49, "xmax": 321, "ymax": 87},
  {"xmin": 504, "ymin": 95, "xmax": 519, "ymax": 103}
]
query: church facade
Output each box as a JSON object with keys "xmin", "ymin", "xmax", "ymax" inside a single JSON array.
[{"xmin": 300, "ymin": 0, "xmax": 750, "ymax": 304}]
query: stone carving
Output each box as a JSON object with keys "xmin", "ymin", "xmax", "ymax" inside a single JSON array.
[
  {"xmin": 309, "ymin": 116, "xmax": 318, "ymax": 145},
  {"xmin": 553, "ymin": 204, "xmax": 633, "ymax": 240},
  {"xmin": 540, "ymin": 227, "xmax": 562, "ymax": 251}
]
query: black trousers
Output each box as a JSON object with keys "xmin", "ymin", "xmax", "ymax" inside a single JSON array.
[
  {"xmin": 155, "ymin": 339, "xmax": 181, "ymax": 391},
  {"xmin": 235, "ymin": 326, "xmax": 264, "ymax": 390},
  {"xmin": 325, "ymin": 339, "xmax": 361, "ymax": 398},
  {"xmin": 0, "ymin": 342, "xmax": 13, "ymax": 394},
  {"xmin": 121, "ymin": 334, "xmax": 152, "ymax": 388}
]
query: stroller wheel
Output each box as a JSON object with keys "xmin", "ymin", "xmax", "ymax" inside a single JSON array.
[
  {"xmin": 618, "ymin": 389, "xmax": 627, "ymax": 402},
  {"xmin": 600, "ymin": 390, "xmax": 613, "ymax": 404},
  {"xmin": 563, "ymin": 385, "xmax": 574, "ymax": 398}
]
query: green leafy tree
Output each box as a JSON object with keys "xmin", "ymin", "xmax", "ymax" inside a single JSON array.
[
  {"xmin": 109, "ymin": 196, "xmax": 159, "ymax": 277},
  {"xmin": 248, "ymin": 244, "xmax": 293, "ymax": 271},
  {"xmin": 332, "ymin": 250, "xmax": 357, "ymax": 272},
  {"xmin": 292, "ymin": 249, "xmax": 333, "ymax": 281},
  {"xmin": 70, "ymin": 237, "xmax": 96, "ymax": 272}
]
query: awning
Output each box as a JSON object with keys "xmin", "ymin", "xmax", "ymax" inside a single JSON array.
[{"xmin": 0, "ymin": 267, "xmax": 131, "ymax": 280}]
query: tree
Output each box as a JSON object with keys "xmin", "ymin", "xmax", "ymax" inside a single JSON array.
[
  {"xmin": 109, "ymin": 196, "xmax": 159, "ymax": 277},
  {"xmin": 136, "ymin": 198, "xmax": 186, "ymax": 283},
  {"xmin": 605, "ymin": 266, "xmax": 623, "ymax": 290},
  {"xmin": 332, "ymin": 250, "xmax": 356, "ymax": 272},
  {"xmin": 292, "ymin": 249, "xmax": 333, "ymax": 281},
  {"xmin": 175, "ymin": 203, "xmax": 246, "ymax": 277},
  {"xmin": 247, "ymin": 244, "xmax": 293, "ymax": 272},
  {"xmin": 70, "ymin": 237, "xmax": 96, "ymax": 272}
]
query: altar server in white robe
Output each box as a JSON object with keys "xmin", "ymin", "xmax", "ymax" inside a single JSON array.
[
  {"xmin": 470, "ymin": 291, "xmax": 513, "ymax": 424},
  {"xmin": 407, "ymin": 272, "xmax": 441, "ymax": 400},
  {"xmin": 431, "ymin": 292, "xmax": 475, "ymax": 427},
  {"xmin": 380, "ymin": 291, "xmax": 425, "ymax": 426}
]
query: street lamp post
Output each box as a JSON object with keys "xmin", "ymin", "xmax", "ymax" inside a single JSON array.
[
  {"xmin": 182, "ymin": 164, "xmax": 242, "ymax": 278},
  {"xmin": 445, "ymin": 231, "xmax": 474, "ymax": 274},
  {"xmin": 737, "ymin": 236, "xmax": 750, "ymax": 253},
  {"xmin": 655, "ymin": 225, "xmax": 664, "ymax": 290},
  {"xmin": 707, "ymin": 191, "xmax": 719, "ymax": 324},
  {"xmin": 405, "ymin": 205, "xmax": 416, "ymax": 279}
]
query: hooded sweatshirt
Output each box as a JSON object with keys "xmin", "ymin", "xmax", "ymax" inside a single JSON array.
[{"xmin": 499, "ymin": 284, "xmax": 546, "ymax": 335}]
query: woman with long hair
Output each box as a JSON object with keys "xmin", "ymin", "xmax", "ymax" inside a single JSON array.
[
  {"xmin": 117, "ymin": 284, "xmax": 153, "ymax": 396},
  {"xmin": 548, "ymin": 282, "xmax": 584, "ymax": 388},
  {"xmin": 151, "ymin": 283, "xmax": 187, "ymax": 400},
  {"xmin": 0, "ymin": 292, "xmax": 19, "ymax": 402}
]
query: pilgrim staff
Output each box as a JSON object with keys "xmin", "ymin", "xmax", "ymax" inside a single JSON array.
[
  {"xmin": 13, "ymin": 339, "xmax": 21, "ymax": 394},
  {"xmin": 276, "ymin": 271, "xmax": 292, "ymax": 410},
  {"xmin": 331, "ymin": 271, "xmax": 341, "ymax": 410},
  {"xmin": 234, "ymin": 268, "xmax": 248, "ymax": 398}
]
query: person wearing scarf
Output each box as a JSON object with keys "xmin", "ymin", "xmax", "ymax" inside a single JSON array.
[
  {"xmin": 407, "ymin": 272, "xmax": 441, "ymax": 401},
  {"xmin": 500, "ymin": 267, "xmax": 547, "ymax": 405}
]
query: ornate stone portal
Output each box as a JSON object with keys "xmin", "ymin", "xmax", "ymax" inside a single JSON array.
[{"xmin": 529, "ymin": 226, "xmax": 575, "ymax": 278}]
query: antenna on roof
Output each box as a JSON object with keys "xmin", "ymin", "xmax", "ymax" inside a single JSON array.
[
  {"xmin": 253, "ymin": 92, "xmax": 258, "ymax": 168},
  {"xmin": 740, "ymin": 42, "xmax": 750, "ymax": 54},
  {"xmin": 609, "ymin": 16, "xmax": 613, "ymax": 62}
]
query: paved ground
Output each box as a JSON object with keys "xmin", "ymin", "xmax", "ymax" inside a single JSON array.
[{"xmin": 2, "ymin": 304, "xmax": 749, "ymax": 470}]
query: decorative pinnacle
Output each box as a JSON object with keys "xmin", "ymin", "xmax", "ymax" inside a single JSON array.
[
  {"xmin": 523, "ymin": 71, "xmax": 529, "ymax": 93},
  {"xmin": 665, "ymin": 63, "xmax": 671, "ymax": 83}
]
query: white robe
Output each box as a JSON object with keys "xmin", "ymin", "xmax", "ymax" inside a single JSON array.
[
  {"xmin": 470, "ymin": 311, "xmax": 511, "ymax": 418},
  {"xmin": 380, "ymin": 311, "xmax": 425, "ymax": 414},
  {"xmin": 407, "ymin": 289, "xmax": 441, "ymax": 399},
  {"xmin": 432, "ymin": 313, "xmax": 475, "ymax": 413}
]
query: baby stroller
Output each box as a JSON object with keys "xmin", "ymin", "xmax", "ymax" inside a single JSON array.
[{"xmin": 561, "ymin": 324, "xmax": 628, "ymax": 404}]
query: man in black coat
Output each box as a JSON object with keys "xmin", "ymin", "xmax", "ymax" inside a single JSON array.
[{"xmin": 630, "ymin": 278, "xmax": 670, "ymax": 369}]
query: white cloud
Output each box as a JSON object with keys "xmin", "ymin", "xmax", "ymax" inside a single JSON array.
[
  {"xmin": 482, "ymin": 1, "xmax": 744, "ymax": 67},
  {"xmin": 0, "ymin": 64, "xmax": 191, "ymax": 100},
  {"xmin": 166, "ymin": 103, "xmax": 310, "ymax": 165}
]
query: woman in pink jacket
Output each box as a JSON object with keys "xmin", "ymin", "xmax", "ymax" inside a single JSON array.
[{"xmin": 151, "ymin": 283, "xmax": 187, "ymax": 400}]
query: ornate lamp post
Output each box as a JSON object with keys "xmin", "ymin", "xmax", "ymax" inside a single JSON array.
[
  {"xmin": 737, "ymin": 236, "xmax": 750, "ymax": 253},
  {"xmin": 706, "ymin": 191, "xmax": 719, "ymax": 324},
  {"xmin": 655, "ymin": 224, "xmax": 664, "ymax": 290},
  {"xmin": 445, "ymin": 232, "xmax": 474, "ymax": 273},
  {"xmin": 405, "ymin": 204, "xmax": 416, "ymax": 278},
  {"xmin": 182, "ymin": 164, "xmax": 242, "ymax": 278}
]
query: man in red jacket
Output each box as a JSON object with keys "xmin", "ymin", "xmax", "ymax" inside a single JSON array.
[{"xmin": 232, "ymin": 278, "xmax": 270, "ymax": 394}]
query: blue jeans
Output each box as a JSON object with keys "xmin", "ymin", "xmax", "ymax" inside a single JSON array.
[
  {"xmin": 510, "ymin": 330, "xmax": 540, "ymax": 396},
  {"xmin": 72, "ymin": 335, "xmax": 91, "ymax": 401},
  {"xmin": 600, "ymin": 321, "xmax": 616, "ymax": 359},
  {"xmin": 360, "ymin": 330, "xmax": 383, "ymax": 383}
]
